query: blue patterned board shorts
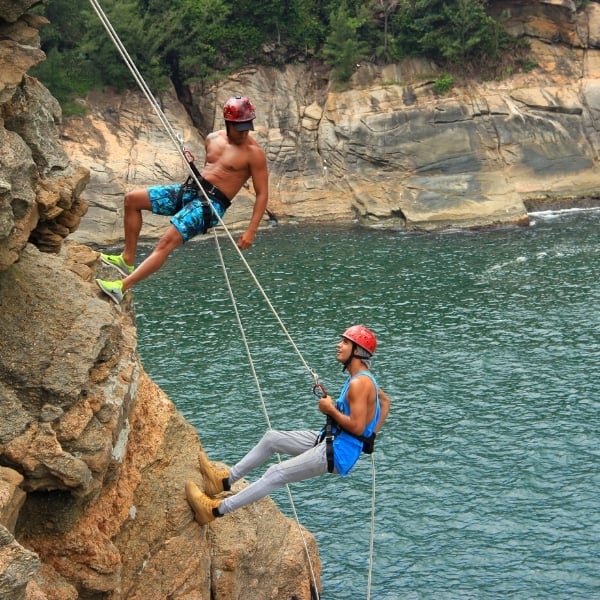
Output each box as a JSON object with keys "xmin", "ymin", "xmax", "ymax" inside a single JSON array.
[{"xmin": 147, "ymin": 183, "xmax": 227, "ymax": 242}]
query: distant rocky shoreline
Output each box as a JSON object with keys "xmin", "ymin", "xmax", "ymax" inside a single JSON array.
[{"xmin": 523, "ymin": 195, "xmax": 600, "ymax": 212}]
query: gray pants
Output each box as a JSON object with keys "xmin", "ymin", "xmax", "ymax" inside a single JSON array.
[{"xmin": 219, "ymin": 429, "xmax": 329, "ymax": 515}]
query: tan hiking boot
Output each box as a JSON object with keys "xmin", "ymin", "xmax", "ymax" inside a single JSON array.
[
  {"xmin": 185, "ymin": 481, "xmax": 222, "ymax": 525},
  {"xmin": 198, "ymin": 451, "xmax": 230, "ymax": 497}
]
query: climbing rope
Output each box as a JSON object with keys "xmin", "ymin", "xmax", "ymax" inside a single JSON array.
[
  {"xmin": 366, "ymin": 454, "xmax": 376, "ymax": 600},
  {"xmin": 87, "ymin": 3, "xmax": 377, "ymax": 597},
  {"xmin": 88, "ymin": 1, "xmax": 324, "ymax": 595}
]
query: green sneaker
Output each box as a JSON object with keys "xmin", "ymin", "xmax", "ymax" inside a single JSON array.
[
  {"xmin": 100, "ymin": 253, "xmax": 135, "ymax": 277},
  {"xmin": 96, "ymin": 279, "xmax": 124, "ymax": 304}
]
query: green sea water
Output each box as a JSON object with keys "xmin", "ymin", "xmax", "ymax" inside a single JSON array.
[{"xmin": 132, "ymin": 208, "xmax": 600, "ymax": 599}]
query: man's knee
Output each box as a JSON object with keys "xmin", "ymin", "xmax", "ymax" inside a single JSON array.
[
  {"xmin": 155, "ymin": 226, "xmax": 183, "ymax": 253},
  {"xmin": 124, "ymin": 189, "xmax": 151, "ymax": 212},
  {"xmin": 263, "ymin": 463, "xmax": 287, "ymax": 486},
  {"xmin": 261, "ymin": 430, "xmax": 283, "ymax": 450}
]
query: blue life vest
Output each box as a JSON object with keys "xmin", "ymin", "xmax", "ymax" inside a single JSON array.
[{"xmin": 330, "ymin": 370, "xmax": 380, "ymax": 477}]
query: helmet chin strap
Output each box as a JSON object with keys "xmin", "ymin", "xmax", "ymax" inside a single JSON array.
[
  {"xmin": 342, "ymin": 343, "xmax": 369, "ymax": 371},
  {"xmin": 340, "ymin": 342, "xmax": 352, "ymax": 371}
]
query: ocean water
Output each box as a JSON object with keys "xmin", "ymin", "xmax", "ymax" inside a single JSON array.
[{"xmin": 132, "ymin": 209, "xmax": 600, "ymax": 599}]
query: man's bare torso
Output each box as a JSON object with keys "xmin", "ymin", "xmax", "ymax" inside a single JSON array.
[{"xmin": 201, "ymin": 130, "xmax": 258, "ymax": 200}]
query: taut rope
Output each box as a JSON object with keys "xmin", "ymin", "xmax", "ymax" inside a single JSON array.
[
  {"xmin": 87, "ymin": 4, "xmax": 379, "ymax": 597},
  {"xmin": 88, "ymin": 1, "xmax": 324, "ymax": 596}
]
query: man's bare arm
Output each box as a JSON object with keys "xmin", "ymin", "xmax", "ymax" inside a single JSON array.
[
  {"xmin": 318, "ymin": 377, "xmax": 372, "ymax": 436},
  {"xmin": 237, "ymin": 146, "xmax": 269, "ymax": 249},
  {"xmin": 375, "ymin": 388, "xmax": 391, "ymax": 433}
]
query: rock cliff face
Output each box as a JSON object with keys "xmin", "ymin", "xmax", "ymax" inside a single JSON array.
[
  {"xmin": 63, "ymin": 0, "xmax": 600, "ymax": 247},
  {"xmin": 0, "ymin": 3, "xmax": 320, "ymax": 599},
  {"xmin": 0, "ymin": 3, "xmax": 88, "ymax": 269}
]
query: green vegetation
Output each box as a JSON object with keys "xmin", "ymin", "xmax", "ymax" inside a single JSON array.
[
  {"xmin": 393, "ymin": 0, "xmax": 511, "ymax": 75},
  {"xmin": 322, "ymin": 2, "xmax": 370, "ymax": 81},
  {"xmin": 32, "ymin": 0, "xmax": 533, "ymax": 113},
  {"xmin": 522, "ymin": 59, "xmax": 538, "ymax": 73},
  {"xmin": 433, "ymin": 73, "xmax": 454, "ymax": 95}
]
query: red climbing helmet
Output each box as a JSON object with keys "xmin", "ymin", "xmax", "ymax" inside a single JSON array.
[
  {"xmin": 223, "ymin": 96, "xmax": 256, "ymax": 131},
  {"xmin": 342, "ymin": 325, "xmax": 377, "ymax": 356}
]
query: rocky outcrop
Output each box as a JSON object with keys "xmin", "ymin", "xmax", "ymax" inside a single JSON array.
[
  {"xmin": 0, "ymin": 243, "xmax": 321, "ymax": 599},
  {"xmin": 0, "ymin": 4, "xmax": 320, "ymax": 599},
  {"xmin": 0, "ymin": 2, "xmax": 89, "ymax": 270},
  {"xmin": 63, "ymin": 1, "xmax": 600, "ymax": 247}
]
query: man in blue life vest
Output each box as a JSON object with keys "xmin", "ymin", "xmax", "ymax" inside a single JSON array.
[
  {"xmin": 185, "ymin": 324, "xmax": 391, "ymax": 525},
  {"xmin": 95, "ymin": 95, "xmax": 269, "ymax": 304}
]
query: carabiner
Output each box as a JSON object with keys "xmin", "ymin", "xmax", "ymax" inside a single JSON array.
[{"xmin": 312, "ymin": 383, "xmax": 328, "ymax": 399}]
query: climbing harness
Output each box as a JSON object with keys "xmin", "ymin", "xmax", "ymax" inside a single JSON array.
[
  {"xmin": 87, "ymin": 3, "xmax": 379, "ymax": 597},
  {"xmin": 175, "ymin": 147, "xmax": 231, "ymax": 234}
]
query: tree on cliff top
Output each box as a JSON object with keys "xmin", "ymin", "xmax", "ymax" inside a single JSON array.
[
  {"xmin": 393, "ymin": 0, "xmax": 510, "ymax": 69},
  {"xmin": 322, "ymin": 2, "xmax": 370, "ymax": 81}
]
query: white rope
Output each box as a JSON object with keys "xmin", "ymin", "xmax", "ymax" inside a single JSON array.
[
  {"xmin": 87, "ymin": 2, "xmax": 323, "ymax": 594},
  {"xmin": 212, "ymin": 229, "xmax": 321, "ymax": 598},
  {"xmin": 366, "ymin": 454, "xmax": 376, "ymax": 600}
]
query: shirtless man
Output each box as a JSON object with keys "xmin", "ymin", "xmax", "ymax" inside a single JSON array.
[{"xmin": 96, "ymin": 95, "xmax": 269, "ymax": 304}]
